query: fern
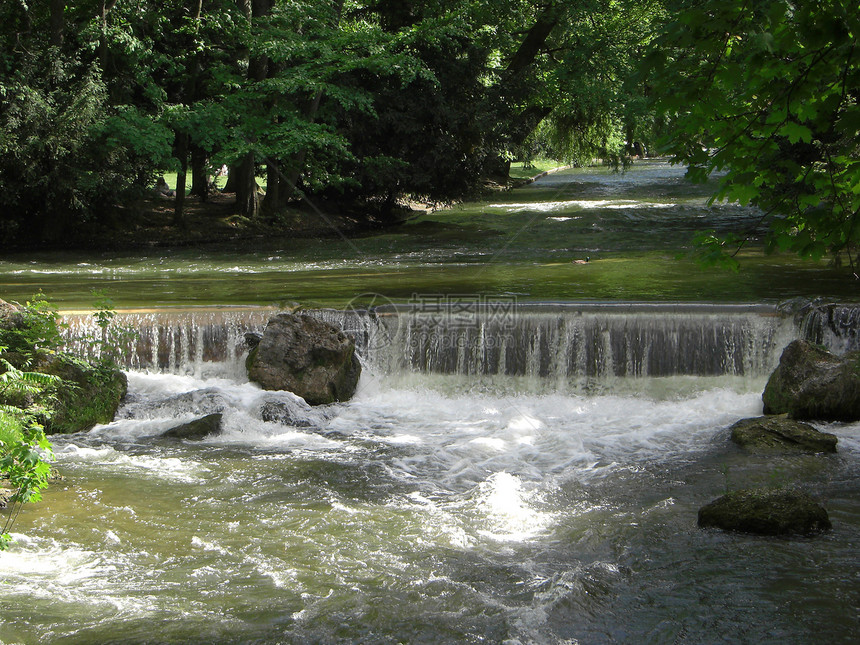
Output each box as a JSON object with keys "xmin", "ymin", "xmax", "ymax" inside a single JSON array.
[{"xmin": 0, "ymin": 353, "xmax": 61, "ymax": 397}]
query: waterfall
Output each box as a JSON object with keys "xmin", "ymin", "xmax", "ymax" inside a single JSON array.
[
  {"xmin": 360, "ymin": 304, "xmax": 793, "ymax": 379},
  {"xmin": 62, "ymin": 308, "xmax": 275, "ymax": 378},
  {"xmin": 790, "ymin": 300, "xmax": 860, "ymax": 355},
  {"xmin": 61, "ymin": 303, "xmax": 801, "ymax": 380}
]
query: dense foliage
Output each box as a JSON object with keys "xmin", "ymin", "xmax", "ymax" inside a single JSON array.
[
  {"xmin": 650, "ymin": 0, "xmax": 859, "ymax": 269},
  {"xmin": 0, "ymin": 0, "xmax": 662, "ymax": 240},
  {"xmin": 2, "ymin": 0, "xmax": 855, "ymax": 271},
  {"xmin": 0, "ymin": 297, "xmax": 62, "ymax": 550}
]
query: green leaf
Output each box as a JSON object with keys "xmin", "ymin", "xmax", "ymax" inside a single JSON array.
[
  {"xmin": 780, "ymin": 122, "xmax": 813, "ymax": 144},
  {"xmin": 729, "ymin": 182, "xmax": 759, "ymax": 206}
]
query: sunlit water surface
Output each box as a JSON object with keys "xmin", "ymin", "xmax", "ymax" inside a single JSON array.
[{"xmin": 2, "ymin": 161, "xmax": 858, "ymax": 643}]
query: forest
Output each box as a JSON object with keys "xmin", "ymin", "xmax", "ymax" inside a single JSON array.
[{"xmin": 0, "ymin": 0, "xmax": 857, "ymax": 268}]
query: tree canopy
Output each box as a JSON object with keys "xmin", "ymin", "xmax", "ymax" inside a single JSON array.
[
  {"xmin": 4, "ymin": 0, "xmax": 856, "ymax": 276},
  {"xmin": 1, "ymin": 0, "xmax": 665, "ymax": 243},
  {"xmin": 650, "ymin": 0, "xmax": 860, "ymax": 270}
]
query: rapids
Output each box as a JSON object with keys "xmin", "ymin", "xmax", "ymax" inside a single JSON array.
[{"xmin": 2, "ymin": 306, "xmax": 859, "ymax": 644}]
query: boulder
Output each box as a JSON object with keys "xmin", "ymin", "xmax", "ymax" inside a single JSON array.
[
  {"xmin": 260, "ymin": 400, "xmax": 316, "ymax": 427},
  {"xmin": 730, "ymin": 415, "xmax": 837, "ymax": 453},
  {"xmin": 247, "ymin": 313, "xmax": 361, "ymax": 406},
  {"xmin": 762, "ymin": 340, "xmax": 860, "ymax": 422},
  {"xmin": 38, "ymin": 355, "xmax": 128, "ymax": 434},
  {"xmin": 0, "ymin": 351, "xmax": 127, "ymax": 434},
  {"xmin": 0, "ymin": 299, "xmax": 25, "ymax": 334},
  {"xmin": 162, "ymin": 413, "xmax": 223, "ymax": 440},
  {"xmin": 698, "ymin": 488, "xmax": 831, "ymax": 536},
  {"xmin": 116, "ymin": 387, "xmax": 230, "ymax": 420}
]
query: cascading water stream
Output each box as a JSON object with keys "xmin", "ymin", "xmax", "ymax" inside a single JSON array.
[
  {"xmin": 5, "ymin": 155, "xmax": 860, "ymax": 643},
  {"xmin": 3, "ymin": 305, "xmax": 855, "ymax": 643},
  {"xmin": 62, "ymin": 303, "xmax": 800, "ymax": 383}
]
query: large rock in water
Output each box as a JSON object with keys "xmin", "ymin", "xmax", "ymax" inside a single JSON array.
[
  {"xmin": 246, "ymin": 313, "xmax": 361, "ymax": 405},
  {"xmin": 762, "ymin": 340, "xmax": 860, "ymax": 422},
  {"xmin": 0, "ymin": 298, "xmax": 26, "ymax": 333},
  {"xmin": 38, "ymin": 354, "xmax": 128, "ymax": 434},
  {"xmin": 698, "ymin": 488, "xmax": 831, "ymax": 536},
  {"xmin": 730, "ymin": 416, "xmax": 838, "ymax": 453}
]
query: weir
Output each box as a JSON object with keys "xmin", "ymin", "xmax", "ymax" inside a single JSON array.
[{"xmin": 61, "ymin": 303, "xmax": 821, "ymax": 380}]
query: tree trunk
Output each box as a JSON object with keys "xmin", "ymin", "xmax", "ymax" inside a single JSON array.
[
  {"xmin": 505, "ymin": 4, "xmax": 565, "ymax": 78},
  {"xmin": 50, "ymin": 0, "xmax": 64, "ymax": 47},
  {"xmin": 282, "ymin": 0, "xmax": 345, "ymax": 201},
  {"xmin": 98, "ymin": 1, "xmax": 119, "ymax": 71},
  {"xmin": 230, "ymin": 0, "xmax": 272, "ymax": 218},
  {"xmin": 223, "ymin": 165, "xmax": 238, "ymax": 193},
  {"xmin": 235, "ymin": 154, "xmax": 259, "ymax": 219},
  {"xmin": 484, "ymin": 5, "xmax": 564, "ymax": 183},
  {"xmin": 190, "ymin": 145, "xmax": 208, "ymax": 201},
  {"xmin": 264, "ymin": 162, "xmax": 280, "ymax": 215},
  {"xmin": 174, "ymin": 133, "xmax": 189, "ymax": 227}
]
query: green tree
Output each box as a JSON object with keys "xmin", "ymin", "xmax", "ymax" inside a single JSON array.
[
  {"xmin": 0, "ymin": 0, "xmax": 174, "ymax": 244},
  {"xmin": 649, "ymin": 0, "xmax": 860, "ymax": 271}
]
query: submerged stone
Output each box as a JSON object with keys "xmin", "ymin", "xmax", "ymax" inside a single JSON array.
[
  {"xmin": 762, "ymin": 340, "xmax": 860, "ymax": 422},
  {"xmin": 162, "ymin": 413, "xmax": 223, "ymax": 440},
  {"xmin": 730, "ymin": 416, "xmax": 837, "ymax": 453},
  {"xmin": 698, "ymin": 488, "xmax": 831, "ymax": 536},
  {"xmin": 247, "ymin": 313, "xmax": 361, "ymax": 406},
  {"xmin": 260, "ymin": 400, "xmax": 316, "ymax": 427}
]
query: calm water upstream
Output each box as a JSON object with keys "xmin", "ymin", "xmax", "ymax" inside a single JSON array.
[
  {"xmin": 1, "ymin": 162, "xmax": 858, "ymax": 644},
  {"xmin": 0, "ymin": 160, "xmax": 857, "ymax": 308}
]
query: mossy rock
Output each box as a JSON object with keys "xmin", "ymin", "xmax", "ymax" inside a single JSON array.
[
  {"xmin": 763, "ymin": 340, "xmax": 860, "ymax": 421},
  {"xmin": 730, "ymin": 415, "xmax": 837, "ymax": 453},
  {"xmin": 1, "ymin": 349, "xmax": 127, "ymax": 434},
  {"xmin": 37, "ymin": 354, "xmax": 127, "ymax": 434},
  {"xmin": 698, "ymin": 488, "xmax": 831, "ymax": 536}
]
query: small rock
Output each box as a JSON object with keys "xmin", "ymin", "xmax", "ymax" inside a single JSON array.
[
  {"xmin": 698, "ymin": 488, "xmax": 831, "ymax": 536},
  {"xmin": 730, "ymin": 416, "xmax": 837, "ymax": 453},
  {"xmin": 161, "ymin": 413, "xmax": 223, "ymax": 440},
  {"xmin": 260, "ymin": 401, "xmax": 315, "ymax": 427},
  {"xmin": 244, "ymin": 332, "xmax": 263, "ymax": 350}
]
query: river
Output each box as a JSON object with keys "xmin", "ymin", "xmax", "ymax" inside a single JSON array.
[
  {"xmin": 1, "ymin": 162, "xmax": 858, "ymax": 644},
  {"xmin": 0, "ymin": 161, "xmax": 856, "ymax": 308}
]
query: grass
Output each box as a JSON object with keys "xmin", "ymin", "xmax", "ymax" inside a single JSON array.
[
  {"xmin": 162, "ymin": 171, "xmax": 264, "ymax": 193},
  {"xmin": 508, "ymin": 157, "xmax": 565, "ymax": 180}
]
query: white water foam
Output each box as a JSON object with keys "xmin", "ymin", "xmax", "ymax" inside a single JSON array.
[
  {"xmin": 56, "ymin": 444, "xmax": 208, "ymax": 483},
  {"xmin": 487, "ymin": 199, "xmax": 681, "ymax": 213}
]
